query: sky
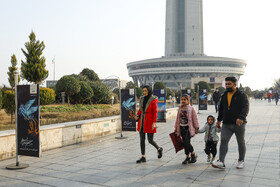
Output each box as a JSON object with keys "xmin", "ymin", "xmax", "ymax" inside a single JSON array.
[{"xmin": 0, "ymin": 0, "xmax": 279, "ymax": 90}]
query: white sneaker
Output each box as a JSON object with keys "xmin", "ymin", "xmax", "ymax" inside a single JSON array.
[
  {"xmin": 236, "ymin": 160, "xmax": 245, "ymax": 169},
  {"xmin": 210, "ymin": 157, "xmax": 215, "ymax": 164},
  {"xmin": 211, "ymin": 160, "xmax": 225, "ymax": 169},
  {"xmin": 207, "ymin": 155, "xmax": 211, "ymax": 162}
]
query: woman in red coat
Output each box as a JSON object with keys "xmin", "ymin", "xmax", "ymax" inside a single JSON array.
[{"xmin": 135, "ymin": 85, "xmax": 163, "ymax": 163}]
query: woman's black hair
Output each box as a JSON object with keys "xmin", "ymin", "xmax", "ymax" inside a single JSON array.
[{"xmin": 142, "ymin": 85, "xmax": 152, "ymax": 96}]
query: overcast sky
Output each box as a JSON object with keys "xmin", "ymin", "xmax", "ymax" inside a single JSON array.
[{"xmin": 0, "ymin": 0, "xmax": 279, "ymax": 90}]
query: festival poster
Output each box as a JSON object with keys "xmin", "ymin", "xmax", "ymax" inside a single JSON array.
[
  {"xmin": 153, "ymin": 89, "xmax": 166, "ymax": 122},
  {"xmin": 17, "ymin": 84, "xmax": 40, "ymax": 157},
  {"xmin": 199, "ymin": 89, "xmax": 208, "ymax": 110},
  {"xmin": 121, "ymin": 89, "xmax": 136, "ymax": 131}
]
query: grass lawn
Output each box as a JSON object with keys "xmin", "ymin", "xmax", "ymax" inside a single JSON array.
[{"xmin": 0, "ymin": 104, "xmax": 120, "ymax": 131}]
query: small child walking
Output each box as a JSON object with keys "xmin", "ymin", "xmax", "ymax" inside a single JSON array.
[
  {"xmin": 198, "ymin": 115, "xmax": 221, "ymax": 163},
  {"xmin": 174, "ymin": 94, "xmax": 199, "ymax": 164}
]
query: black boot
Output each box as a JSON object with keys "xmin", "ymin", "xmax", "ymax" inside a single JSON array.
[
  {"xmin": 182, "ymin": 157, "xmax": 190, "ymax": 164},
  {"xmin": 136, "ymin": 157, "xmax": 146, "ymax": 163},
  {"xmin": 190, "ymin": 153, "xmax": 197, "ymax": 163},
  {"xmin": 158, "ymin": 147, "xmax": 163, "ymax": 159}
]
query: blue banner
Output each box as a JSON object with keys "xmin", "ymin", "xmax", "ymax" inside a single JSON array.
[
  {"xmin": 199, "ymin": 89, "xmax": 208, "ymax": 110},
  {"xmin": 121, "ymin": 89, "xmax": 136, "ymax": 131},
  {"xmin": 153, "ymin": 89, "xmax": 166, "ymax": 122}
]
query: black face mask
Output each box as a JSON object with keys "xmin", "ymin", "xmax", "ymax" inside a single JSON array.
[{"xmin": 226, "ymin": 87, "xmax": 234, "ymax": 92}]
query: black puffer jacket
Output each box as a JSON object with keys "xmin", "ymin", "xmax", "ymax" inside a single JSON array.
[{"xmin": 217, "ymin": 88, "xmax": 249, "ymax": 124}]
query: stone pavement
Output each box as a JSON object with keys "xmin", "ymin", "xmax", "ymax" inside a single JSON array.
[{"xmin": 0, "ymin": 100, "xmax": 279, "ymax": 187}]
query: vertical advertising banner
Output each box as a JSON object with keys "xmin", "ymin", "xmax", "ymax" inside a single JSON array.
[
  {"xmin": 121, "ymin": 89, "xmax": 136, "ymax": 131},
  {"xmin": 153, "ymin": 89, "xmax": 166, "ymax": 122},
  {"xmin": 199, "ymin": 89, "xmax": 208, "ymax": 110},
  {"xmin": 17, "ymin": 84, "xmax": 40, "ymax": 157}
]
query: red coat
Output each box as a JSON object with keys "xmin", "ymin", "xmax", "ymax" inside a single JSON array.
[{"xmin": 137, "ymin": 95, "xmax": 158, "ymax": 133}]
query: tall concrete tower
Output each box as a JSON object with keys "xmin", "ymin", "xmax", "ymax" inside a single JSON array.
[
  {"xmin": 127, "ymin": 0, "xmax": 246, "ymax": 90},
  {"xmin": 165, "ymin": 0, "xmax": 204, "ymax": 57}
]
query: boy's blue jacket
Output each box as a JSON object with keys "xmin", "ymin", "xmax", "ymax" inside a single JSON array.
[{"xmin": 198, "ymin": 122, "xmax": 221, "ymax": 142}]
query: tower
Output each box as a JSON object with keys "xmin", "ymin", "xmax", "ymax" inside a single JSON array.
[{"xmin": 165, "ymin": 0, "xmax": 204, "ymax": 57}]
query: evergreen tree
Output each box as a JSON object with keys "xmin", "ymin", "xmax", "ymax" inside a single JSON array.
[
  {"xmin": 21, "ymin": 31, "xmax": 48, "ymax": 84},
  {"xmin": 7, "ymin": 54, "xmax": 20, "ymax": 89}
]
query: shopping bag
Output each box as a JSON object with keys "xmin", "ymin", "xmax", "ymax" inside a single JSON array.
[{"xmin": 169, "ymin": 132, "xmax": 184, "ymax": 153}]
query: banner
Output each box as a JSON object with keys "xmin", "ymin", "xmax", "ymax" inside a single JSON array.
[
  {"xmin": 199, "ymin": 89, "xmax": 208, "ymax": 110},
  {"xmin": 153, "ymin": 89, "xmax": 166, "ymax": 122},
  {"xmin": 121, "ymin": 89, "xmax": 136, "ymax": 131},
  {"xmin": 17, "ymin": 84, "xmax": 40, "ymax": 157}
]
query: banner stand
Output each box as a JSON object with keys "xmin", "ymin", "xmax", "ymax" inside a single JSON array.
[
  {"xmin": 6, "ymin": 71, "xmax": 29, "ymax": 170},
  {"xmin": 115, "ymin": 89, "xmax": 127, "ymax": 139}
]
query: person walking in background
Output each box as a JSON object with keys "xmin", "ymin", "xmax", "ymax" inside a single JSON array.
[
  {"xmin": 213, "ymin": 88, "xmax": 221, "ymax": 113},
  {"xmin": 174, "ymin": 94, "xmax": 199, "ymax": 164},
  {"xmin": 212, "ymin": 77, "xmax": 249, "ymax": 170},
  {"xmin": 135, "ymin": 85, "xmax": 163, "ymax": 163},
  {"xmin": 274, "ymin": 91, "xmax": 279, "ymax": 105},
  {"xmin": 198, "ymin": 115, "xmax": 221, "ymax": 164}
]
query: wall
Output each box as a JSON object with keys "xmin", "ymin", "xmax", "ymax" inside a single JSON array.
[{"xmin": 0, "ymin": 108, "xmax": 178, "ymax": 160}]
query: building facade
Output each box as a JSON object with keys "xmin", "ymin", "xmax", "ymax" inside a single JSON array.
[{"xmin": 127, "ymin": 0, "xmax": 246, "ymax": 90}]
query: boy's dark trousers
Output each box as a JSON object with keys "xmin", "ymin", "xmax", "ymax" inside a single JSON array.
[{"xmin": 204, "ymin": 140, "xmax": 217, "ymax": 157}]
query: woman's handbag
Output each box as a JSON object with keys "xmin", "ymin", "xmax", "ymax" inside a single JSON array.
[{"xmin": 169, "ymin": 132, "xmax": 184, "ymax": 153}]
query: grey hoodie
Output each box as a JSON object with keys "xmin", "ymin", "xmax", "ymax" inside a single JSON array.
[{"xmin": 198, "ymin": 122, "xmax": 221, "ymax": 142}]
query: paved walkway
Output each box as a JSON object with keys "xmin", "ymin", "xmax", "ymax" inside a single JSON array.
[{"xmin": 0, "ymin": 100, "xmax": 279, "ymax": 187}]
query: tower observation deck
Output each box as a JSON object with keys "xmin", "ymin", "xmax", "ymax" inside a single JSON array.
[{"xmin": 127, "ymin": 0, "xmax": 246, "ymax": 90}]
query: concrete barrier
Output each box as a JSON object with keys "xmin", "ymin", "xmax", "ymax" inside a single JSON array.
[{"xmin": 0, "ymin": 108, "xmax": 178, "ymax": 160}]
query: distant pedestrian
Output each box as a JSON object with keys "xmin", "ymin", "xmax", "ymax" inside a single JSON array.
[
  {"xmin": 212, "ymin": 77, "xmax": 249, "ymax": 170},
  {"xmin": 274, "ymin": 91, "xmax": 279, "ymax": 105},
  {"xmin": 198, "ymin": 115, "xmax": 221, "ymax": 164},
  {"xmin": 174, "ymin": 94, "xmax": 199, "ymax": 164},
  {"xmin": 213, "ymin": 88, "xmax": 221, "ymax": 113},
  {"xmin": 135, "ymin": 85, "xmax": 163, "ymax": 163}
]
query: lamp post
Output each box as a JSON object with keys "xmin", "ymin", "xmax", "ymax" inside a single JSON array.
[{"xmin": 111, "ymin": 95, "xmax": 114, "ymax": 106}]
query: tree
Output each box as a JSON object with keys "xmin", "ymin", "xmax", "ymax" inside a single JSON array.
[
  {"xmin": 166, "ymin": 88, "xmax": 175, "ymax": 98},
  {"xmin": 21, "ymin": 31, "xmax": 48, "ymax": 84},
  {"xmin": 7, "ymin": 54, "xmax": 20, "ymax": 89},
  {"xmin": 154, "ymin": 82, "xmax": 166, "ymax": 90},
  {"xmin": 2, "ymin": 90, "xmax": 15, "ymax": 124},
  {"xmin": 195, "ymin": 81, "xmax": 211, "ymax": 92},
  {"xmin": 273, "ymin": 78, "xmax": 280, "ymax": 90},
  {"xmin": 80, "ymin": 68, "xmax": 99, "ymax": 82},
  {"xmin": 125, "ymin": 81, "xmax": 137, "ymax": 89},
  {"xmin": 0, "ymin": 89, "xmax": 2, "ymax": 109},
  {"xmin": 218, "ymin": 86, "xmax": 226, "ymax": 93},
  {"xmin": 55, "ymin": 76, "xmax": 81, "ymax": 106},
  {"xmin": 89, "ymin": 81, "xmax": 112, "ymax": 104},
  {"xmin": 135, "ymin": 87, "xmax": 143, "ymax": 98},
  {"xmin": 71, "ymin": 81, "xmax": 94, "ymax": 104}
]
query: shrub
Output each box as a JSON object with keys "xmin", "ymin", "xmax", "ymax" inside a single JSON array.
[
  {"xmin": 40, "ymin": 87, "xmax": 56, "ymax": 105},
  {"xmin": 2, "ymin": 90, "xmax": 15, "ymax": 124},
  {"xmin": 71, "ymin": 81, "xmax": 94, "ymax": 104}
]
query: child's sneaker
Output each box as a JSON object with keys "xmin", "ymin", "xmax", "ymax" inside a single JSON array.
[
  {"xmin": 210, "ymin": 157, "xmax": 215, "ymax": 164},
  {"xmin": 189, "ymin": 153, "xmax": 197, "ymax": 163},
  {"xmin": 211, "ymin": 160, "xmax": 225, "ymax": 169},
  {"xmin": 182, "ymin": 157, "xmax": 190, "ymax": 164},
  {"xmin": 207, "ymin": 155, "xmax": 211, "ymax": 162},
  {"xmin": 236, "ymin": 160, "xmax": 245, "ymax": 169}
]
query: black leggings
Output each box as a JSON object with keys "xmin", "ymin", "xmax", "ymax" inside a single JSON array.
[
  {"xmin": 139, "ymin": 128, "xmax": 159, "ymax": 155},
  {"xmin": 180, "ymin": 126, "xmax": 194, "ymax": 155},
  {"xmin": 204, "ymin": 141, "xmax": 217, "ymax": 157}
]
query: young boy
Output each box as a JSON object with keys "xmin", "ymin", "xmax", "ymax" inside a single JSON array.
[{"xmin": 198, "ymin": 115, "xmax": 221, "ymax": 163}]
